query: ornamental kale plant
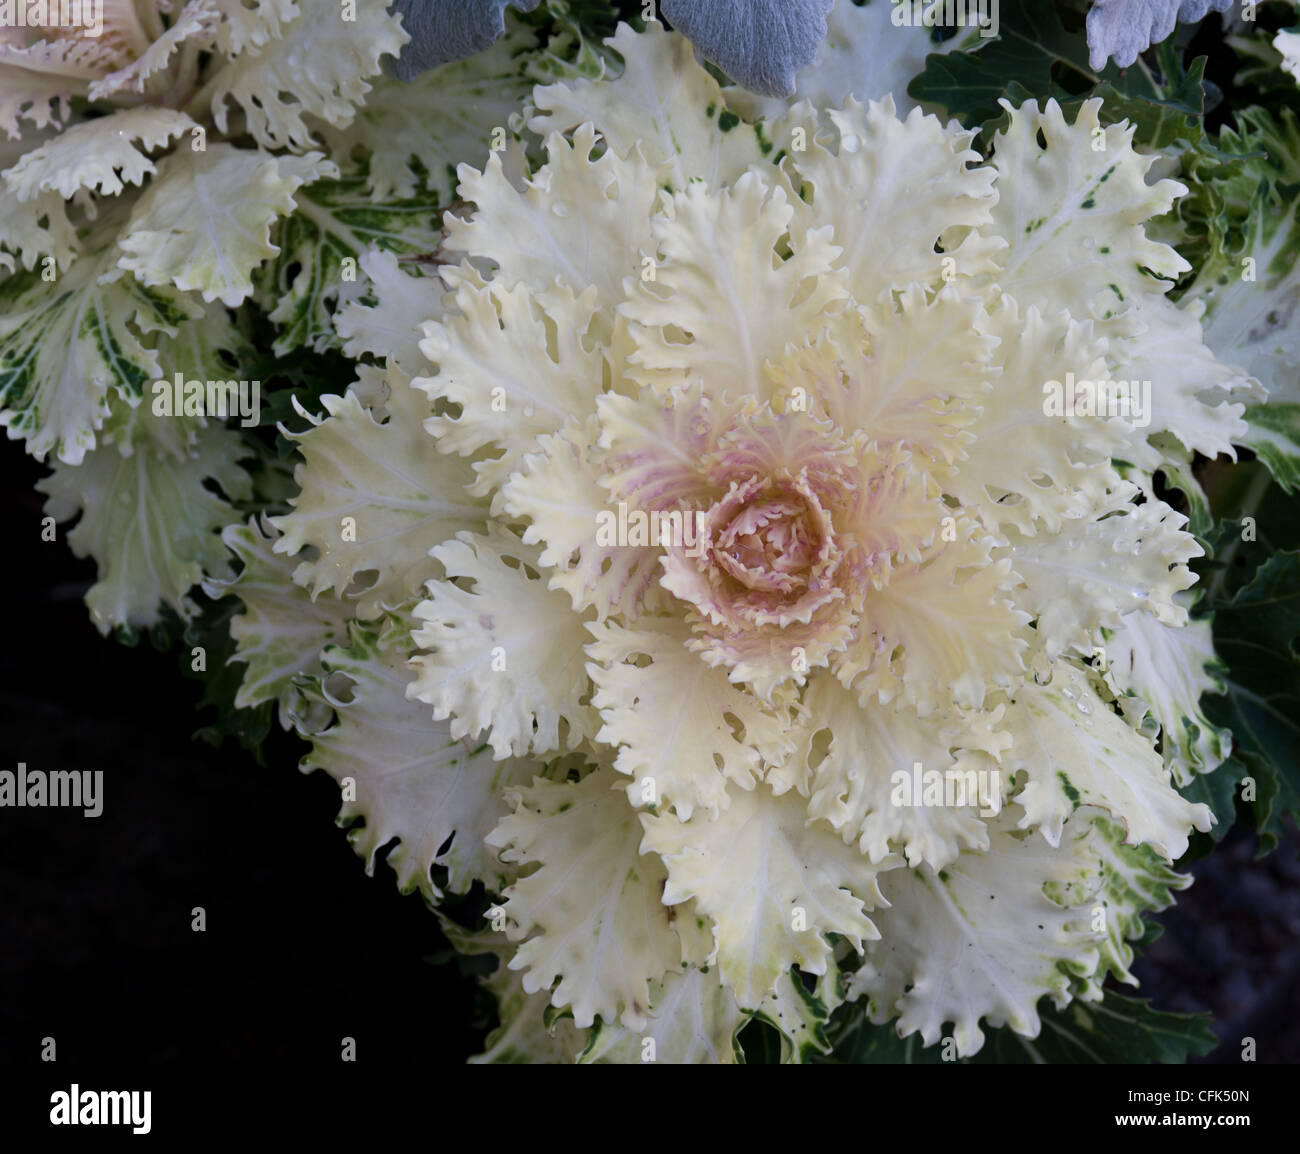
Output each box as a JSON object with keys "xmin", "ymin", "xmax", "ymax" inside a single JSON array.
[{"xmin": 6, "ymin": 0, "xmax": 1300, "ymax": 1065}]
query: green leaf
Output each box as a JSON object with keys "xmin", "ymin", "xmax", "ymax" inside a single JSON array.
[
  {"xmin": 242, "ymin": 343, "xmax": 361, "ymax": 458},
  {"xmin": 180, "ymin": 593, "xmax": 276, "ymax": 762},
  {"xmin": 1197, "ymin": 459, "xmax": 1300, "ymax": 603},
  {"xmin": 820, "ymin": 991, "xmax": 1216, "ymax": 1063},
  {"xmin": 908, "ymin": 0, "xmax": 1089, "ymax": 133},
  {"xmin": 816, "ymin": 1007, "xmax": 945, "ymax": 1063},
  {"xmin": 1203, "ymin": 551, "xmax": 1300, "ymax": 854},
  {"xmin": 1178, "ymin": 755, "xmax": 1246, "ymax": 854},
  {"xmin": 907, "ymin": 0, "xmax": 1215, "ymax": 149},
  {"xmin": 973, "ymin": 993, "xmax": 1216, "ymax": 1063}
]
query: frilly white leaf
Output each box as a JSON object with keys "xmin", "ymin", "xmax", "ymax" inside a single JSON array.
[
  {"xmin": 118, "ymin": 146, "xmax": 333, "ymax": 307},
  {"xmin": 983, "ymin": 98, "xmax": 1189, "ymax": 327},
  {"xmin": 206, "ymin": 0, "xmax": 406, "ymax": 151},
  {"xmin": 410, "ymin": 527, "xmax": 599, "ymax": 759},
  {"xmin": 586, "ymin": 615, "xmax": 797, "ymax": 820},
  {"xmin": 642, "ymin": 782, "xmax": 888, "ymax": 1008},
  {"xmin": 38, "ymin": 400, "xmax": 251, "ymax": 633},
  {"xmin": 530, "ymin": 22, "xmax": 767, "ymax": 189},
  {"xmin": 849, "ymin": 807, "xmax": 1104, "ymax": 1058},
  {"xmin": 1002, "ymin": 663, "xmax": 1213, "ymax": 857},
  {"xmin": 272, "ymin": 370, "xmax": 486, "ymax": 616},
  {"xmin": 204, "ymin": 515, "xmax": 350, "ymax": 722},
  {"xmin": 334, "ymin": 249, "xmax": 447, "ymax": 377},
  {"xmin": 1101, "ymin": 610, "xmax": 1233, "ymax": 786},
  {"xmin": 4, "ymin": 107, "xmax": 195, "ymax": 200},
  {"xmin": 486, "ymin": 767, "xmax": 687, "ymax": 1030},
  {"xmin": 578, "ymin": 966, "xmax": 746, "ymax": 1064},
  {"xmin": 303, "ymin": 616, "xmax": 535, "ymax": 898}
]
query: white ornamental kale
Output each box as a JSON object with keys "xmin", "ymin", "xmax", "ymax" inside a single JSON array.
[
  {"xmin": 1, "ymin": 0, "xmax": 583, "ymax": 633},
  {"xmin": 252, "ymin": 22, "xmax": 1254, "ymax": 1061}
]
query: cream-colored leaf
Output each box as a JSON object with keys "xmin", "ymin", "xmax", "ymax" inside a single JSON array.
[
  {"xmin": 772, "ymin": 287, "xmax": 990, "ymax": 471},
  {"xmin": 587, "ymin": 616, "xmax": 797, "ymax": 819},
  {"xmin": 1109, "ymin": 296, "xmax": 1250, "ymax": 463},
  {"xmin": 443, "ymin": 122, "xmax": 664, "ymax": 315},
  {"xmin": 530, "ymin": 22, "xmax": 766, "ymax": 189},
  {"xmin": 1003, "ymin": 663, "xmax": 1213, "ymax": 857},
  {"xmin": 500, "ymin": 422, "xmax": 664, "ymax": 619},
  {"xmin": 579, "ymin": 966, "xmax": 745, "ymax": 1064},
  {"xmin": 1101, "ymin": 609, "xmax": 1232, "ymax": 785},
  {"xmin": 206, "ymin": 0, "xmax": 406, "ymax": 150},
  {"xmin": 89, "ymin": 0, "xmax": 220, "ymax": 100},
  {"xmin": 998, "ymin": 493, "xmax": 1200, "ymax": 660},
  {"xmin": 948, "ymin": 299, "xmax": 1131, "ymax": 534},
  {"xmin": 119, "ymin": 145, "xmax": 332, "ymax": 307},
  {"xmin": 334, "ymin": 248, "xmax": 447, "ymax": 377},
  {"xmin": 642, "ymin": 782, "xmax": 887, "ymax": 1008},
  {"xmin": 4, "ymin": 107, "xmax": 194, "ymax": 199},
  {"xmin": 272, "ymin": 370, "xmax": 486, "ymax": 615},
  {"xmin": 784, "ymin": 96, "xmax": 1002, "ymax": 304},
  {"xmin": 849, "ymin": 807, "xmax": 1103, "ymax": 1057},
  {"xmin": 983, "ymin": 98, "xmax": 1189, "ymax": 325},
  {"xmin": 0, "ymin": 39, "xmax": 96, "ymax": 139},
  {"xmin": 303, "ymin": 616, "xmax": 534, "ymax": 898},
  {"xmin": 795, "ymin": 673, "xmax": 1006, "ymax": 869},
  {"xmin": 841, "ymin": 525, "xmax": 1030, "ymax": 716},
  {"xmin": 486, "ymin": 768, "xmax": 686, "ymax": 1030},
  {"xmin": 204, "ymin": 515, "xmax": 350, "ymax": 720},
  {"xmin": 418, "ymin": 278, "xmax": 604, "ymax": 495},
  {"xmin": 623, "ymin": 170, "xmax": 847, "ymax": 403},
  {"xmin": 409, "ymin": 528, "xmax": 599, "ymax": 759}
]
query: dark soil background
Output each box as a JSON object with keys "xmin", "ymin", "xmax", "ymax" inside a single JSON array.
[
  {"xmin": 0, "ymin": 452, "xmax": 481, "ymax": 1066},
  {"xmin": 1, "ymin": 446, "xmax": 1296, "ymax": 1065}
]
